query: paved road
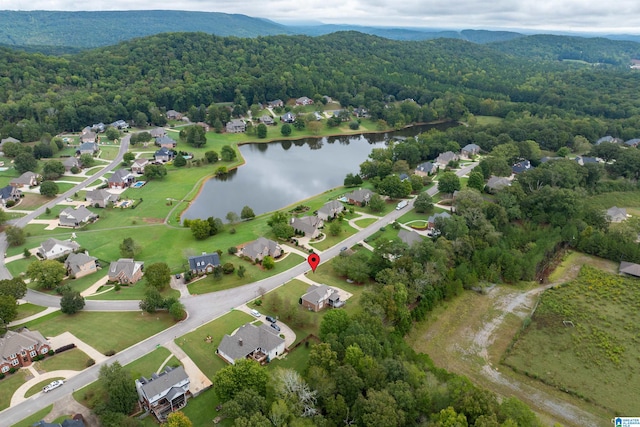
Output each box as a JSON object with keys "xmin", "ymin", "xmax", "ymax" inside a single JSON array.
[{"xmin": 0, "ymin": 162, "xmax": 475, "ymax": 425}]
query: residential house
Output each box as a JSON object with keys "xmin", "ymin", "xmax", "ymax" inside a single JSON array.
[
  {"xmin": 37, "ymin": 238, "xmax": 80, "ymax": 260},
  {"xmin": 33, "ymin": 417, "xmax": 86, "ymax": 427},
  {"xmin": 135, "ymin": 366, "xmax": 190, "ymax": 422},
  {"xmin": 79, "ymin": 132, "xmax": 97, "ymax": 144},
  {"xmin": 300, "ymin": 284, "xmax": 341, "ymax": 312},
  {"xmin": 485, "ymin": 176, "xmax": 511, "ymax": 192},
  {"xmin": 188, "ymin": 252, "xmax": 221, "ymax": 275},
  {"xmin": 65, "ymin": 252, "xmax": 98, "ymax": 279},
  {"xmin": 596, "ymin": 135, "xmax": 623, "ymax": 145},
  {"xmin": 353, "ymin": 107, "xmax": 368, "ymax": 118},
  {"xmin": 267, "ymin": 100, "xmax": 284, "ymax": 108},
  {"xmin": 427, "ymin": 212, "xmax": 451, "ymax": 230},
  {"xmin": 166, "ymin": 110, "xmax": 182, "ymax": 120},
  {"xmin": 398, "ymin": 173, "xmax": 409, "ymax": 181},
  {"xmin": 10, "ymin": 171, "xmax": 40, "ymax": 188},
  {"xmin": 624, "ymin": 138, "xmax": 640, "ymax": 147},
  {"xmin": 606, "ymin": 206, "xmax": 629, "ymax": 223},
  {"xmin": 398, "ymin": 229, "xmax": 423, "ymax": 247},
  {"xmin": 511, "ymin": 160, "xmax": 533, "ymax": 174},
  {"xmin": 317, "ymin": 200, "xmax": 344, "ymax": 221},
  {"xmin": 196, "ymin": 122, "xmax": 210, "ymax": 132},
  {"xmin": 461, "ymin": 143, "xmax": 481, "ymax": 158},
  {"xmin": 91, "ymin": 123, "xmax": 105, "ymax": 133},
  {"xmin": 0, "ymin": 185, "xmax": 21, "ymax": 206},
  {"xmin": 241, "ymin": 237, "xmax": 282, "ymax": 262},
  {"xmin": 226, "ymin": 119, "xmax": 246, "ymax": 133},
  {"xmin": 217, "ymin": 323, "xmax": 285, "ymax": 365},
  {"xmin": 0, "ymin": 136, "xmax": 19, "ymax": 145},
  {"xmin": 149, "ymin": 128, "xmax": 166, "ymax": 138},
  {"xmin": 313, "ymin": 112, "xmax": 323, "ymax": 121},
  {"xmin": 575, "ymin": 156, "xmax": 600, "ymax": 166},
  {"xmin": 85, "ymin": 189, "xmax": 119, "ymax": 208},
  {"xmin": 154, "ymin": 147, "xmax": 174, "ymax": 163},
  {"xmin": 63, "ymin": 157, "xmax": 81, "ymax": 172},
  {"xmin": 59, "ymin": 206, "xmax": 97, "ymax": 228},
  {"xmin": 131, "ymin": 158, "xmax": 150, "ymax": 174},
  {"xmin": 414, "ymin": 161, "xmax": 437, "ymax": 176},
  {"xmin": 108, "ymin": 169, "xmax": 136, "ymax": 189},
  {"xmin": 0, "ymin": 328, "xmax": 51, "ymax": 374},
  {"xmin": 435, "ymin": 151, "xmax": 459, "ymax": 168},
  {"xmin": 108, "ymin": 258, "xmax": 144, "ymax": 284},
  {"xmin": 281, "ymin": 112, "xmax": 295, "ymax": 123},
  {"xmin": 155, "ymin": 135, "xmax": 177, "ymax": 149},
  {"xmin": 260, "ymin": 115, "xmax": 274, "ymax": 125},
  {"xmin": 291, "ymin": 216, "xmax": 323, "ymax": 238},
  {"xmin": 345, "ymin": 189, "xmax": 374, "ymax": 206},
  {"xmin": 111, "ymin": 119, "xmax": 129, "ymax": 130},
  {"xmin": 619, "ymin": 261, "xmax": 640, "ymax": 278},
  {"xmin": 295, "ymin": 96, "xmax": 313, "ymax": 105},
  {"xmin": 77, "ymin": 142, "xmax": 98, "ymax": 155}
]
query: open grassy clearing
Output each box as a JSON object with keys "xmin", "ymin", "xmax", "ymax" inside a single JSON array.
[
  {"xmin": 0, "ymin": 370, "xmax": 27, "ymax": 410},
  {"xmin": 19, "ymin": 311, "xmax": 176, "ymax": 354},
  {"xmin": 363, "ymin": 224, "xmax": 401, "ymax": 245},
  {"xmin": 474, "ymin": 116, "xmax": 505, "ymax": 126},
  {"xmin": 12, "ymin": 193, "xmax": 50, "ymax": 210},
  {"xmin": 547, "ymin": 251, "xmax": 618, "ymax": 284},
  {"xmin": 177, "ymin": 310, "xmax": 253, "ymax": 380},
  {"xmin": 503, "ymin": 266, "xmax": 640, "ymax": 415},
  {"xmin": 587, "ymin": 191, "xmax": 640, "ymax": 210},
  {"xmin": 11, "ymin": 405, "xmax": 53, "ymax": 427},
  {"xmin": 309, "ymin": 222, "xmax": 358, "ymax": 251},
  {"xmin": 86, "ymin": 277, "xmax": 180, "ymax": 301},
  {"xmin": 37, "ymin": 348, "xmax": 91, "ymax": 372},
  {"xmin": 187, "ymin": 253, "xmax": 305, "ymax": 295},
  {"xmin": 15, "ymin": 303, "xmax": 47, "ymax": 321},
  {"xmin": 25, "ymin": 377, "xmax": 65, "ymax": 398}
]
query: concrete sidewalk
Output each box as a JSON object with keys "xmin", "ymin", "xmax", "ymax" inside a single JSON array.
[
  {"xmin": 80, "ymin": 275, "xmax": 109, "ymax": 297},
  {"xmin": 8, "ymin": 307, "xmax": 59, "ymax": 327},
  {"xmin": 11, "ymin": 370, "xmax": 80, "ymax": 406},
  {"xmin": 163, "ymin": 340, "xmax": 212, "ymax": 396}
]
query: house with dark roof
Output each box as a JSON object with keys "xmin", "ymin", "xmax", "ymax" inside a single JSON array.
[
  {"xmin": 511, "ymin": 160, "xmax": 533, "ymax": 174},
  {"xmin": 620, "ymin": 261, "xmax": 640, "ymax": 278},
  {"xmin": 217, "ymin": 323, "xmax": 285, "ymax": 365},
  {"xmin": 65, "ymin": 252, "xmax": 98, "ymax": 279},
  {"xmin": 317, "ymin": 200, "xmax": 344, "ymax": 221},
  {"xmin": 85, "ymin": 189, "xmax": 119, "ymax": 208},
  {"xmin": 77, "ymin": 141, "xmax": 98, "ymax": 154},
  {"xmin": 63, "ymin": 157, "xmax": 81, "ymax": 172},
  {"xmin": 32, "ymin": 417, "xmax": 85, "ymax": 427},
  {"xmin": 606, "ymin": 206, "xmax": 629, "ymax": 223},
  {"xmin": 574, "ymin": 156, "xmax": 600, "ymax": 166},
  {"xmin": 461, "ymin": 143, "xmax": 481, "ymax": 158},
  {"xmin": 226, "ymin": 119, "xmax": 246, "ymax": 133},
  {"xmin": 398, "ymin": 229, "xmax": 423, "ymax": 247},
  {"xmin": 281, "ymin": 112, "xmax": 295, "ymax": 123},
  {"xmin": 300, "ymin": 284, "xmax": 341, "ymax": 312},
  {"xmin": 296, "ymin": 96, "xmax": 313, "ymax": 105},
  {"xmin": 0, "ymin": 185, "xmax": 21, "ymax": 206},
  {"xmin": 427, "ymin": 212, "xmax": 452, "ymax": 230},
  {"xmin": 291, "ymin": 216, "xmax": 323, "ymax": 238},
  {"xmin": 0, "ymin": 328, "xmax": 50, "ymax": 374},
  {"xmin": 135, "ymin": 366, "xmax": 190, "ymax": 422},
  {"xmin": 10, "ymin": 171, "xmax": 40, "ymax": 188},
  {"xmin": 435, "ymin": 151, "xmax": 460, "ymax": 167},
  {"xmin": 414, "ymin": 161, "xmax": 437, "ymax": 177},
  {"xmin": 91, "ymin": 122, "xmax": 105, "ymax": 133},
  {"xmin": 486, "ymin": 176, "xmax": 511, "ymax": 192},
  {"xmin": 59, "ymin": 206, "xmax": 97, "ymax": 227},
  {"xmin": 80, "ymin": 132, "xmax": 97, "ymax": 144},
  {"xmin": 240, "ymin": 237, "xmax": 282, "ymax": 262},
  {"xmin": 108, "ymin": 169, "xmax": 136, "ymax": 189},
  {"xmin": 154, "ymin": 147, "xmax": 174, "ymax": 163},
  {"xmin": 155, "ymin": 135, "xmax": 176, "ymax": 149},
  {"xmin": 111, "ymin": 119, "xmax": 129, "ymax": 130},
  {"xmin": 149, "ymin": 127, "xmax": 166, "ymax": 138},
  {"xmin": 166, "ymin": 110, "xmax": 182, "ymax": 120},
  {"xmin": 596, "ymin": 135, "xmax": 623, "ymax": 145},
  {"xmin": 108, "ymin": 258, "xmax": 144, "ymax": 284},
  {"xmin": 260, "ymin": 115, "xmax": 274, "ymax": 125},
  {"xmin": 131, "ymin": 158, "xmax": 150, "ymax": 174},
  {"xmin": 353, "ymin": 107, "xmax": 368, "ymax": 118},
  {"xmin": 345, "ymin": 189, "xmax": 374, "ymax": 206},
  {"xmin": 624, "ymin": 138, "xmax": 640, "ymax": 147},
  {"xmin": 267, "ymin": 99, "xmax": 284, "ymax": 108},
  {"xmin": 188, "ymin": 252, "xmax": 221, "ymax": 275},
  {"xmin": 37, "ymin": 238, "xmax": 80, "ymax": 260}
]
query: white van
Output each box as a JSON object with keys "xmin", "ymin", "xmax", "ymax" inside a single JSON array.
[
  {"xmin": 250, "ymin": 309, "xmax": 261, "ymax": 317},
  {"xmin": 396, "ymin": 200, "xmax": 408, "ymax": 210}
]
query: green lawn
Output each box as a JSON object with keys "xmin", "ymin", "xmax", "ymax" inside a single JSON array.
[
  {"xmin": 177, "ymin": 310, "xmax": 253, "ymax": 380},
  {"xmin": 25, "ymin": 377, "xmax": 65, "ymax": 398},
  {"xmin": 396, "ymin": 205, "xmax": 446, "ymax": 224},
  {"xmin": 11, "ymin": 404, "xmax": 53, "ymax": 427},
  {"xmin": 6, "ymin": 257, "xmax": 34, "ymax": 278},
  {"xmin": 187, "ymin": 253, "xmax": 305, "ymax": 295},
  {"xmin": 126, "ymin": 346, "xmax": 180, "ymax": 381},
  {"xmin": 352, "ymin": 217, "xmax": 378, "ymax": 228},
  {"xmin": 363, "ymin": 225, "xmax": 400, "ymax": 246},
  {"xmin": 19, "ymin": 311, "xmax": 177, "ymax": 354},
  {"xmin": 588, "ymin": 191, "xmax": 640, "ymax": 210},
  {"xmin": 181, "ymin": 387, "xmax": 231, "ymax": 427},
  {"xmin": 0, "ymin": 370, "xmax": 27, "ymax": 410},
  {"xmin": 473, "ymin": 116, "xmax": 504, "ymax": 126},
  {"xmin": 87, "ymin": 278, "xmax": 180, "ymax": 301},
  {"xmin": 310, "ymin": 223, "xmax": 358, "ymax": 251},
  {"xmin": 37, "ymin": 348, "xmax": 91, "ymax": 372},
  {"xmin": 14, "ymin": 303, "xmax": 47, "ymax": 321},
  {"xmin": 304, "ymin": 265, "xmax": 368, "ymax": 317},
  {"xmin": 268, "ymin": 341, "xmax": 313, "ymax": 373}
]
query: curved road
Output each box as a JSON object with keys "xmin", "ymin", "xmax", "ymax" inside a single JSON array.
[{"xmin": 1, "ymin": 161, "xmax": 476, "ymax": 425}]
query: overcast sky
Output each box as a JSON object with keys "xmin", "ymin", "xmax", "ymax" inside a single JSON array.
[{"xmin": 3, "ymin": 0, "xmax": 640, "ymax": 34}]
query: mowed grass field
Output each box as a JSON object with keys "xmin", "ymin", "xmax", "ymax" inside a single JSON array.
[{"xmin": 503, "ymin": 266, "xmax": 640, "ymax": 415}]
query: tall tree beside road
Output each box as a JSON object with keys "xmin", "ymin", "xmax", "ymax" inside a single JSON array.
[
  {"xmin": 414, "ymin": 192, "xmax": 434, "ymax": 213},
  {"xmin": 5, "ymin": 226, "xmax": 25, "ymax": 246},
  {"xmin": 0, "ymin": 295, "xmax": 18, "ymax": 325},
  {"xmin": 213, "ymin": 358, "xmax": 268, "ymax": 401},
  {"xmin": 26, "ymin": 260, "xmax": 66, "ymax": 290},
  {"xmin": 60, "ymin": 290, "xmax": 85, "ymax": 314},
  {"xmin": 0, "ymin": 278, "xmax": 27, "ymax": 300},
  {"xmin": 144, "ymin": 262, "xmax": 171, "ymax": 290},
  {"xmin": 99, "ymin": 361, "xmax": 138, "ymax": 415},
  {"xmin": 39, "ymin": 180, "xmax": 59, "ymax": 197},
  {"xmin": 437, "ymin": 172, "xmax": 462, "ymax": 196}
]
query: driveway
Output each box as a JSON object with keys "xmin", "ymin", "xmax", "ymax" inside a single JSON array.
[
  {"xmin": 234, "ymin": 304, "xmax": 297, "ymax": 348},
  {"xmin": 163, "ymin": 340, "xmax": 212, "ymax": 396}
]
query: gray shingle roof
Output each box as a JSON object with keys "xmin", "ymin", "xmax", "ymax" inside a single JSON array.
[
  {"xmin": 0, "ymin": 328, "xmax": 48, "ymax": 362},
  {"xmin": 64, "ymin": 252, "xmax": 97, "ymax": 275},
  {"xmin": 242, "ymin": 237, "xmax": 280, "ymax": 260},
  {"xmin": 291, "ymin": 216, "xmax": 322, "ymax": 236},
  {"xmin": 301, "ymin": 284, "xmax": 339, "ymax": 305},
  {"xmin": 108, "ymin": 169, "xmax": 133, "ymax": 184},
  {"xmin": 109, "ymin": 258, "xmax": 143, "ymax": 281},
  {"xmin": 138, "ymin": 365, "xmax": 189, "ymax": 402},
  {"xmin": 218, "ymin": 323, "xmax": 285, "ymax": 362},
  {"xmin": 345, "ymin": 189, "xmax": 373, "ymax": 204},
  {"xmin": 40, "ymin": 238, "xmax": 80, "ymax": 253},
  {"xmin": 318, "ymin": 200, "xmax": 344, "ymax": 218},
  {"xmin": 486, "ymin": 176, "xmax": 511, "ymax": 191},
  {"xmin": 398, "ymin": 229, "xmax": 423, "ymax": 246},
  {"xmin": 620, "ymin": 261, "xmax": 640, "ymax": 277},
  {"xmin": 188, "ymin": 253, "xmax": 220, "ymax": 271}
]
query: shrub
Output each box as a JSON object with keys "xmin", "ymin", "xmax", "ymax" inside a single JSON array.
[
  {"xmin": 5, "ymin": 200, "xmax": 15, "ymax": 208},
  {"xmin": 227, "ymin": 246, "xmax": 238, "ymax": 255},
  {"xmin": 48, "ymin": 349, "xmax": 54, "ymax": 356},
  {"xmin": 55, "ymin": 343, "xmax": 76, "ymax": 354},
  {"xmin": 70, "ymin": 166, "xmax": 80, "ymax": 174},
  {"xmin": 9, "ymin": 368, "xmax": 16, "ymax": 374},
  {"xmin": 104, "ymin": 349, "xmax": 116, "ymax": 356},
  {"xmin": 254, "ymin": 299, "xmax": 262, "ymax": 306},
  {"xmin": 23, "ymin": 248, "xmax": 31, "ymax": 258},
  {"xmin": 230, "ymin": 227, "xmax": 236, "ymax": 234},
  {"xmin": 86, "ymin": 358, "xmax": 96, "ymax": 367},
  {"xmin": 0, "ymin": 373, "xmax": 5, "ymax": 379},
  {"xmin": 222, "ymin": 263, "xmax": 235, "ymax": 274}
]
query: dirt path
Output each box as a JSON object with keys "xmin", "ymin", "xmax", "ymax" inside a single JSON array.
[{"xmin": 411, "ymin": 282, "xmax": 608, "ymax": 427}]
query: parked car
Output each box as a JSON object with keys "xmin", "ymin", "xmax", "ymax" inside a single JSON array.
[
  {"xmin": 270, "ymin": 323, "xmax": 281, "ymax": 332},
  {"xmin": 250, "ymin": 309, "xmax": 261, "ymax": 317},
  {"xmin": 265, "ymin": 316, "xmax": 277, "ymax": 323},
  {"xmin": 340, "ymin": 246, "xmax": 348, "ymax": 252},
  {"xmin": 175, "ymin": 274, "xmax": 181, "ymax": 279},
  {"xmin": 42, "ymin": 380, "xmax": 64, "ymax": 393}
]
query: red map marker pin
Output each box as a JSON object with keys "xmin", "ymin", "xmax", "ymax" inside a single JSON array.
[{"xmin": 307, "ymin": 253, "xmax": 320, "ymax": 272}]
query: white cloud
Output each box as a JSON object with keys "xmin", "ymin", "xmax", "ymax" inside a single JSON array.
[{"xmin": 5, "ymin": 0, "xmax": 640, "ymax": 33}]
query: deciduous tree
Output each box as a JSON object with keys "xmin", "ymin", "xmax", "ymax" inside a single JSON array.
[
  {"xmin": 14, "ymin": 153, "xmax": 37, "ymax": 173},
  {"xmin": 99, "ymin": 361, "xmax": 138, "ymax": 414},
  {"xmin": 60, "ymin": 290, "xmax": 85, "ymax": 314},
  {"xmin": 119, "ymin": 237, "xmax": 141, "ymax": 258},
  {"xmin": 414, "ymin": 192, "xmax": 433, "ymax": 213},
  {"xmin": 166, "ymin": 411, "xmax": 193, "ymax": 427},
  {"xmin": 5, "ymin": 226, "xmax": 25, "ymax": 246},
  {"xmin": 241, "ymin": 206, "xmax": 255, "ymax": 220},
  {"xmin": 437, "ymin": 172, "xmax": 461, "ymax": 196},
  {"xmin": 221, "ymin": 145, "xmax": 236, "ymax": 161},
  {"xmin": 0, "ymin": 295, "xmax": 18, "ymax": 325},
  {"xmin": 26, "ymin": 260, "xmax": 66, "ymax": 290},
  {"xmin": 213, "ymin": 358, "xmax": 268, "ymax": 401},
  {"xmin": 39, "ymin": 180, "xmax": 58, "ymax": 197},
  {"xmin": 144, "ymin": 262, "xmax": 171, "ymax": 290},
  {"xmin": 0, "ymin": 278, "xmax": 27, "ymax": 300}
]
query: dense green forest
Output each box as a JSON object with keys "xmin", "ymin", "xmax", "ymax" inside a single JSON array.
[{"xmin": 2, "ymin": 31, "xmax": 640, "ymax": 143}]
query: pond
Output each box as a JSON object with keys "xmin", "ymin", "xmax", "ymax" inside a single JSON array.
[{"xmin": 182, "ymin": 122, "xmax": 456, "ymax": 221}]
